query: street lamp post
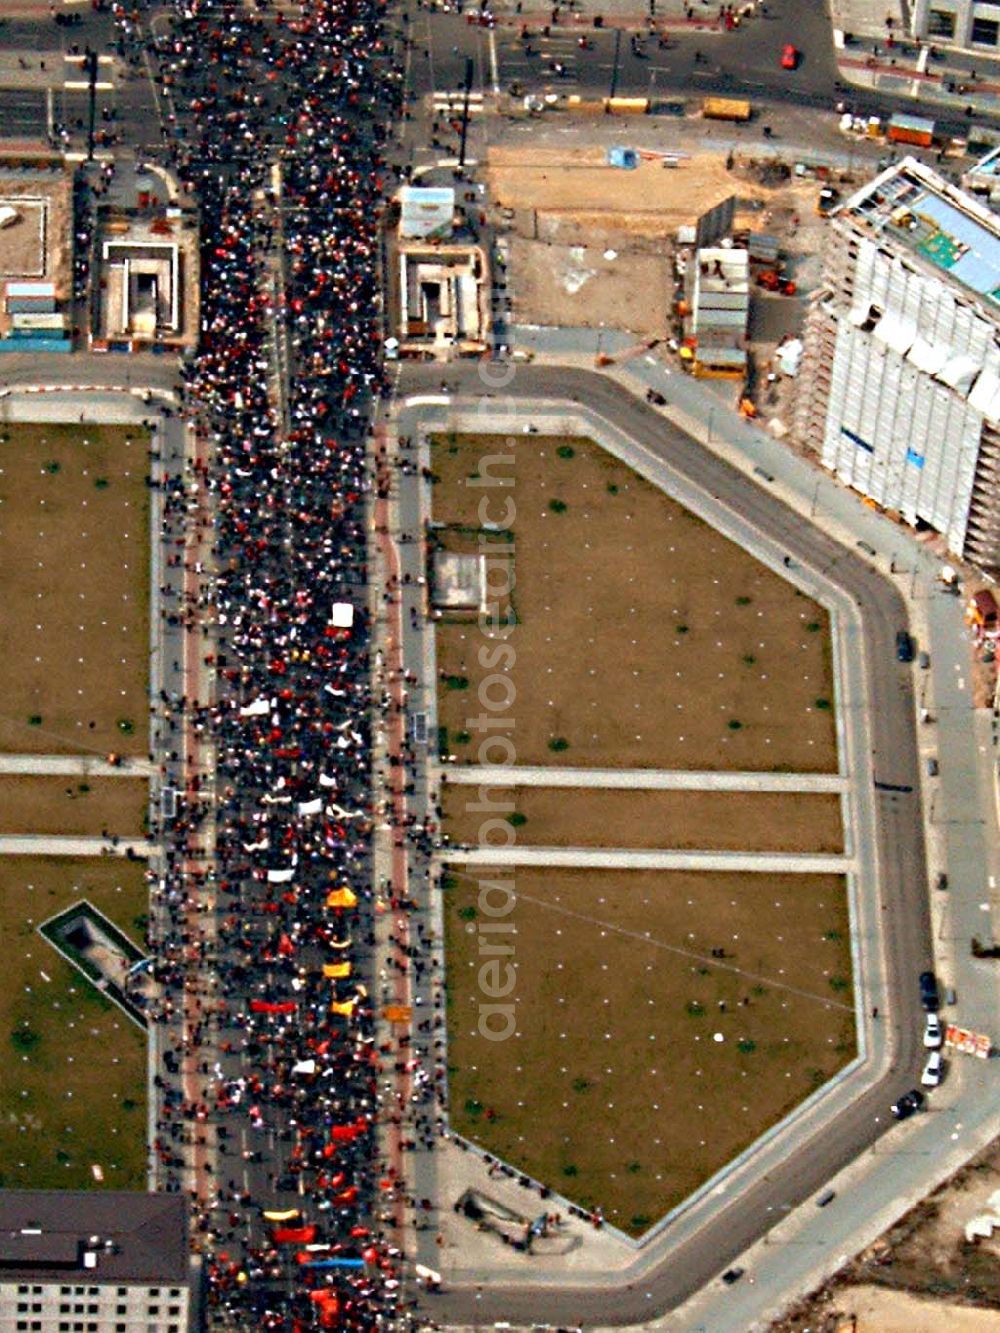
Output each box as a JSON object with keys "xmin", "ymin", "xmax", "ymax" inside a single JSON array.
[{"xmin": 609, "ymin": 29, "xmax": 622, "ymax": 100}]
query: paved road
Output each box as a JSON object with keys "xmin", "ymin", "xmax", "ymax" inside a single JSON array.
[
  {"xmin": 449, "ymin": 846, "xmax": 852, "ymax": 870},
  {"xmin": 0, "ymin": 834, "xmax": 150, "ymax": 856},
  {"xmin": 0, "ymin": 754, "xmax": 154, "ymax": 777},
  {"xmin": 396, "ymin": 362, "xmax": 930, "ymax": 1326},
  {"xmin": 411, "ymin": 5, "xmax": 1000, "ymax": 136},
  {"xmin": 443, "ymin": 764, "xmax": 849, "ymax": 790}
]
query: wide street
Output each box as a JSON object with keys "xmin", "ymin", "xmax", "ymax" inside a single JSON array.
[{"xmin": 407, "ymin": 4, "xmax": 1000, "ymax": 139}]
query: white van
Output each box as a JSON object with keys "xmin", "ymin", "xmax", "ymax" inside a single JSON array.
[{"xmin": 0, "ymin": 206, "xmax": 20, "ymax": 229}]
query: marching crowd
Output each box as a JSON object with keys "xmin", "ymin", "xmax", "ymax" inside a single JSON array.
[{"xmin": 113, "ymin": 0, "xmax": 417, "ymax": 1326}]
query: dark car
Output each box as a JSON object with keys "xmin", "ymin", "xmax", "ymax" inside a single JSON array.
[
  {"xmin": 920, "ymin": 970, "xmax": 940, "ymax": 1011},
  {"xmin": 722, "ymin": 1267, "xmax": 745, "ymax": 1285},
  {"xmin": 891, "ymin": 1088, "xmax": 925, "ymax": 1119},
  {"xmin": 896, "ymin": 630, "xmax": 915, "ymax": 662}
]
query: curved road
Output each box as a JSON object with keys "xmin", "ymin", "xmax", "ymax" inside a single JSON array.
[{"xmin": 398, "ymin": 363, "xmax": 931, "ymax": 1326}]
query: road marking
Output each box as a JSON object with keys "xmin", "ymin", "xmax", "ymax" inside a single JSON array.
[
  {"xmin": 64, "ymin": 81, "xmax": 115, "ymax": 91},
  {"xmin": 64, "ymin": 54, "xmax": 114, "ymax": 65},
  {"xmin": 489, "ymin": 27, "xmax": 500, "ymax": 95},
  {"xmin": 46, "ymin": 85, "xmax": 53, "ymax": 137}
]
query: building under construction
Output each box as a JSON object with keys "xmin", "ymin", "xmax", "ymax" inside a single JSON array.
[{"xmin": 797, "ymin": 156, "xmax": 1000, "ymax": 569}]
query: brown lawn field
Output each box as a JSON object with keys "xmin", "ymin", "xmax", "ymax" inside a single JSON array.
[
  {"xmin": 0, "ymin": 422, "xmax": 150, "ymax": 756},
  {"xmin": 430, "ymin": 433, "xmax": 836, "ymax": 772},
  {"xmin": 440, "ymin": 784, "xmax": 844, "ymax": 854},
  {"xmin": 444, "ymin": 865, "xmax": 855, "ymax": 1235},
  {"xmin": 0, "ymin": 856, "xmax": 148, "ymax": 1190},
  {"xmin": 0, "ymin": 776, "xmax": 148, "ymax": 837}
]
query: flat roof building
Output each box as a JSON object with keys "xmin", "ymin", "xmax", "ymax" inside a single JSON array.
[
  {"xmin": 796, "ymin": 156, "xmax": 1000, "ymax": 568},
  {"xmin": 0, "ymin": 1191, "xmax": 194, "ymax": 1332}
]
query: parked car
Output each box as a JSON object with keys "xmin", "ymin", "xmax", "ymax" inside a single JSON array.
[
  {"xmin": 781, "ymin": 43, "xmax": 799, "ymax": 69},
  {"xmin": 924, "ymin": 1012, "xmax": 942, "ymax": 1048},
  {"xmin": 921, "ymin": 1051, "xmax": 943, "ymax": 1087},
  {"xmin": 891, "ymin": 1088, "xmax": 925, "ymax": 1119},
  {"xmin": 926, "ymin": 756, "xmax": 939, "ymax": 777},
  {"xmin": 919, "ymin": 970, "xmax": 940, "ymax": 1011},
  {"xmin": 896, "ymin": 630, "xmax": 915, "ymax": 662},
  {"xmin": 721, "ymin": 1267, "xmax": 745, "ymax": 1285},
  {"xmin": 918, "ymin": 650, "xmax": 931, "ymax": 669}
]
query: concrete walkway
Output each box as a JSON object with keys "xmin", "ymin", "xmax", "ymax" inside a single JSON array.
[
  {"xmin": 0, "ymin": 754, "xmax": 154, "ymax": 778},
  {"xmin": 446, "ymin": 846, "xmax": 852, "ymax": 871},
  {"xmin": 443, "ymin": 765, "xmax": 848, "ymax": 792},
  {"xmin": 0, "ymin": 835, "xmax": 151, "ymax": 858}
]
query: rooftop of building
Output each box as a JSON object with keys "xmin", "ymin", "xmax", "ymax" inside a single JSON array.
[
  {"xmin": 842, "ymin": 156, "xmax": 1000, "ymax": 311},
  {"xmin": 0, "ymin": 1191, "xmax": 188, "ymax": 1286}
]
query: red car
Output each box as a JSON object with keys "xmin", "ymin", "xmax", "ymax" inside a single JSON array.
[{"xmin": 781, "ymin": 43, "xmax": 799, "ymax": 69}]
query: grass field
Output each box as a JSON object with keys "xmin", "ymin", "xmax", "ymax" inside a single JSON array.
[
  {"xmin": 430, "ymin": 433, "xmax": 837, "ymax": 772},
  {"xmin": 0, "ymin": 776, "xmax": 148, "ymax": 837},
  {"xmin": 444, "ymin": 866, "xmax": 855, "ymax": 1235},
  {"xmin": 0, "ymin": 856, "xmax": 148, "ymax": 1190},
  {"xmin": 0, "ymin": 422, "xmax": 150, "ymax": 756},
  {"xmin": 440, "ymin": 785, "xmax": 844, "ymax": 854}
]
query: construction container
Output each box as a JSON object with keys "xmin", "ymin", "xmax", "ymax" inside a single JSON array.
[
  {"xmin": 887, "ymin": 113, "xmax": 934, "ymax": 148},
  {"xmin": 702, "ymin": 97, "xmax": 751, "ymax": 122}
]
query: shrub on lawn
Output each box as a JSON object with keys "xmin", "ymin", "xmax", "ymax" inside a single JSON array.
[
  {"xmin": 443, "ymin": 675, "xmax": 469, "ymax": 691},
  {"xmin": 548, "ymin": 736, "xmax": 569, "ymax": 752},
  {"xmin": 11, "ymin": 1026, "xmax": 40, "ymax": 1053},
  {"xmin": 458, "ymin": 905, "xmax": 477, "ymax": 921},
  {"xmin": 556, "ymin": 445, "xmax": 575, "ymax": 459},
  {"xmin": 815, "ymin": 697, "xmax": 831, "ymax": 710},
  {"xmin": 507, "ymin": 812, "xmax": 527, "ymax": 827},
  {"xmin": 465, "ymin": 1098, "xmax": 483, "ymax": 1117},
  {"xmin": 686, "ymin": 1001, "xmax": 705, "ymax": 1017},
  {"xmin": 562, "ymin": 1163, "xmax": 578, "ymax": 1177},
  {"xmin": 549, "ymin": 498, "xmax": 568, "ymax": 513},
  {"xmin": 117, "ymin": 718, "xmax": 135, "ymax": 735},
  {"xmin": 738, "ymin": 1039, "xmax": 757, "ymax": 1054},
  {"xmin": 28, "ymin": 715, "xmax": 42, "ymax": 727},
  {"xmin": 727, "ymin": 719, "xmax": 743, "ymax": 730}
]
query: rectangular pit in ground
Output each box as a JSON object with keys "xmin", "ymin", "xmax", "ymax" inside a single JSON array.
[
  {"xmin": 440, "ymin": 784, "xmax": 843, "ymax": 854},
  {"xmin": 0, "ymin": 856, "xmax": 148, "ymax": 1190},
  {"xmin": 444, "ymin": 865, "xmax": 854, "ymax": 1236},
  {"xmin": 430, "ymin": 433, "xmax": 837, "ymax": 772},
  {"xmin": 0, "ymin": 422, "xmax": 151, "ymax": 756}
]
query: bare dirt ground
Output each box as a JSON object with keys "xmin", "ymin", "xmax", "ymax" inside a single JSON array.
[
  {"xmin": 506, "ymin": 235, "xmax": 671, "ymax": 340},
  {"xmin": 441, "ymin": 785, "xmax": 844, "ymax": 854},
  {"xmin": 774, "ymin": 1134, "xmax": 1000, "ymax": 1330},
  {"xmin": 444, "ymin": 866, "xmax": 854, "ymax": 1235},
  {"xmin": 0, "ymin": 422, "xmax": 150, "ymax": 756},
  {"xmin": 486, "ymin": 145, "xmax": 837, "ymax": 340},
  {"xmin": 0, "ymin": 776, "xmax": 148, "ymax": 837},
  {"xmin": 0, "ymin": 167, "xmax": 72, "ymax": 299},
  {"xmin": 431, "ymin": 433, "xmax": 837, "ymax": 772}
]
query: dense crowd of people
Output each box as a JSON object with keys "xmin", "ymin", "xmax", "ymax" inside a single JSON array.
[{"xmin": 114, "ymin": 0, "xmax": 412, "ymax": 1326}]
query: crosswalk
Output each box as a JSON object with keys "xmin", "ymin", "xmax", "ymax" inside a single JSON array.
[
  {"xmin": 496, "ymin": 30, "xmax": 583, "ymax": 95},
  {"xmin": 431, "ymin": 90, "xmax": 486, "ymax": 116},
  {"xmin": 63, "ymin": 52, "xmax": 115, "ymax": 93}
]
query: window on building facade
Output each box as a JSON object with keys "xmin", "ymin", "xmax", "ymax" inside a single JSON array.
[
  {"xmin": 927, "ymin": 8, "xmax": 956, "ymax": 35},
  {"xmin": 972, "ymin": 15, "xmax": 1000, "ymax": 42}
]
